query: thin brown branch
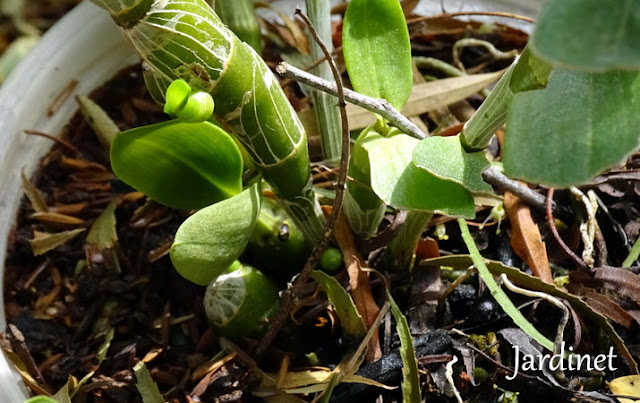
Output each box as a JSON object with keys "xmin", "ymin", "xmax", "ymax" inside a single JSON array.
[
  {"xmin": 254, "ymin": 8, "xmax": 351, "ymax": 361},
  {"xmin": 482, "ymin": 169, "xmax": 572, "ymax": 222},
  {"xmin": 545, "ymin": 188, "xmax": 590, "ymax": 271},
  {"xmin": 276, "ymin": 62, "xmax": 427, "ymax": 139},
  {"xmin": 407, "ymin": 11, "xmax": 535, "ymax": 25},
  {"xmin": 24, "ymin": 130, "xmax": 79, "ymax": 154}
]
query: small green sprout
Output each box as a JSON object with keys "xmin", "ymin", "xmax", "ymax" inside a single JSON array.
[{"xmin": 164, "ymin": 79, "xmax": 214, "ymax": 123}]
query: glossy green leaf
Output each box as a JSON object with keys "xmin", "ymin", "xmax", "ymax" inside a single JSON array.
[
  {"xmin": 504, "ymin": 70, "xmax": 640, "ymax": 186},
  {"xmin": 177, "ymin": 91, "xmax": 215, "ymax": 123},
  {"xmin": 163, "ymin": 79, "xmax": 190, "ymax": 115},
  {"xmin": 363, "ymin": 134, "xmax": 476, "ymax": 218},
  {"xmin": 170, "ymin": 185, "xmax": 261, "ymax": 285},
  {"xmin": 342, "ymin": 0, "xmax": 412, "ymax": 109},
  {"xmin": 532, "ymin": 0, "xmax": 640, "ymax": 71},
  {"xmin": 311, "ymin": 270, "xmax": 366, "ymax": 339},
  {"xmin": 111, "ymin": 121, "xmax": 242, "ymax": 210},
  {"xmin": 23, "ymin": 397, "xmax": 59, "ymax": 403},
  {"xmin": 388, "ymin": 291, "xmax": 421, "ymax": 403},
  {"xmin": 412, "ymin": 135, "xmax": 492, "ymax": 194}
]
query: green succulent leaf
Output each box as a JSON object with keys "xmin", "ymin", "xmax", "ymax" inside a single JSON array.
[
  {"xmin": 412, "ymin": 135, "xmax": 492, "ymax": 194},
  {"xmin": 504, "ymin": 70, "xmax": 640, "ymax": 186},
  {"xmin": 363, "ymin": 133, "xmax": 476, "ymax": 218},
  {"xmin": 342, "ymin": 0, "xmax": 412, "ymax": 109},
  {"xmin": 164, "ymin": 79, "xmax": 191, "ymax": 115},
  {"xmin": 111, "ymin": 121, "xmax": 242, "ymax": 210},
  {"xmin": 532, "ymin": 0, "xmax": 640, "ymax": 71},
  {"xmin": 170, "ymin": 184, "xmax": 261, "ymax": 286}
]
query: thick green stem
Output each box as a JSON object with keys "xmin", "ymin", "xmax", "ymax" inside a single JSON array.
[
  {"xmin": 305, "ymin": 0, "xmax": 342, "ymax": 161},
  {"xmin": 214, "ymin": 0, "xmax": 262, "ymax": 52},
  {"xmin": 384, "ymin": 210, "xmax": 433, "ymax": 270},
  {"xmin": 92, "ymin": 0, "xmax": 325, "ymax": 242},
  {"xmin": 460, "ymin": 45, "xmax": 551, "ymax": 151}
]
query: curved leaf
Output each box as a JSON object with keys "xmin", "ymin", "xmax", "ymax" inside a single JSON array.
[
  {"xmin": 412, "ymin": 135, "xmax": 492, "ymax": 194},
  {"xmin": 532, "ymin": 0, "xmax": 640, "ymax": 71},
  {"xmin": 170, "ymin": 185, "xmax": 261, "ymax": 286},
  {"xmin": 342, "ymin": 0, "xmax": 412, "ymax": 109},
  {"xmin": 311, "ymin": 270, "xmax": 366, "ymax": 339},
  {"xmin": 111, "ymin": 121, "xmax": 242, "ymax": 210},
  {"xmin": 388, "ymin": 291, "xmax": 421, "ymax": 403},
  {"xmin": 363, "ymin": 134, "xmax": 476, "ymax": 218},
  {"xmin": 504, "ymin": 70, "xmax": 640, "ymax": 186}
]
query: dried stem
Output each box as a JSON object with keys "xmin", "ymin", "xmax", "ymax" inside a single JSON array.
[
  {"xmin": 276, "ymin": 62, "xmax": 427, "ymax": 139},
  {"xmin": 254, "ymin": 8, "xmax": 351, "ymax": 361},
  {"xmin": 545, "ymin": 188, "xmax": 590, "ymax": 271},
  {"xmin": 407, "ymin": 11, "xmax": 535, "ymax": 25}
]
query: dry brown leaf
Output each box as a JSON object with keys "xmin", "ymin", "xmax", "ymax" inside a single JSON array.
[
  {"xmin": 60, "ymin": 156, "xmax": 107, "ymax": 172},
  {"xmin": 504, "ymin": 191, "xmax": 553, "ymax": 284},
  {"xmin": 594, "ymin": 266, "xmax": 640, "ymax": 305},
  {"xmin": 30, "ymin": 212, "xmax": 84, "ymax": 226},
  {"xmin": 333, "ymin": 212, "xmax": 382, "ymax": 362},
  {"xmin": 346, "ymin": 70, "xmax": 504, "ymax": 130},
  {"xmin": 30, "ymin": 228, "xmax": 85, "ymax": 256},
  {"xmin": 567, "ymin": 283, "xmax": 636, "ymax": 328},
  {"xmin": 21, "ymin": 170, "xmax": 48, "ymax": 213}
]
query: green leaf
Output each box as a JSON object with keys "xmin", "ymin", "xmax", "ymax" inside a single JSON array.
[
  {"xmin": 134, "ymin": 361, "xmax": 167, "ymax": 403},
  {"xmin": 111, "ymin": 121, "xmax": 243, "ymax": 210},
  {"xmin": 504, "ymin": 70, "xmax": 640, "ymax": 186},
  {"xmin": 412, "ymin": 135, "xmax": 492, "ymax": 194},
  {"xmin": 23, "ymin": 397, "xmax": 59, "ymax": 403},
  {"xmin": 363, "ymin": 134, "xmax": 476, "ymax": 218},
  {"xmin": 342, "ymin": 0, "xmax": 412, "ymax": 109},
  {"xmin": 170, "ymin": 185, "xmax": 261, "ymax": 285},
  {"xmin": 164, "ymin": 79, "xmax": 191, "ymax": 115},
  {"xmin": 77, "ymin": 96, "xmax": 119, "ymax": 151},
  {"xmin": 86, "ymin": 200, "xmax": 118, "ymax": 249},
  {"xmin": 457, "ymin": 219, "xmax": 555, "ymax": 351},
  {"xmin": 388, "ymin": 291, "xmax": 421, "ymax": 403},
  {"xmin": 311, "ymin": 270, "xmax": 366, "ymax": 339},
  {"xmin": 532, "ymin": 0, "xmax": 640, "ymax": 71}
]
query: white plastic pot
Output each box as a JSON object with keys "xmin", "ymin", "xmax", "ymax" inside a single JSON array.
[{"xmin": 0, "ymin": 1, "xmax": 540, "ymax": 400}]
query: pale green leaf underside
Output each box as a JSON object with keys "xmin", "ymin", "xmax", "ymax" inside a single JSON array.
[
  {"xmin": 311, "ymin": 270, "xmax": 366, "ymax": 339},
  {"xmin": 412, "ymin": 135, "xmax": 492, "ymax": 194},
  {"xmin": 504, "ymin": 70, "xmax": 640, "ymax": 187},
  {"xmin": 134, "ymin": 361, "xmax": 167, "ymax": 403},
  {"xmin": 170, "ymin": 185, "xmax": 261, "ymax": 285},
  {"xmin": 342, "ymin": 0, "xmax": 412, "ymax": 109},
  {"xmin": 363, "ymin": 134, "xmax": 476, "ymax": 218},
  {"xmin": 111, "ymin": 121, "xmax": 242, "ymax": 210},
  {"xmin": 532, "ymin": 0, "xmax": 640, "ymax": 71},
  {"xmin": 388, "ymin": 291, "xmax": 421, "ymax": 403}
]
